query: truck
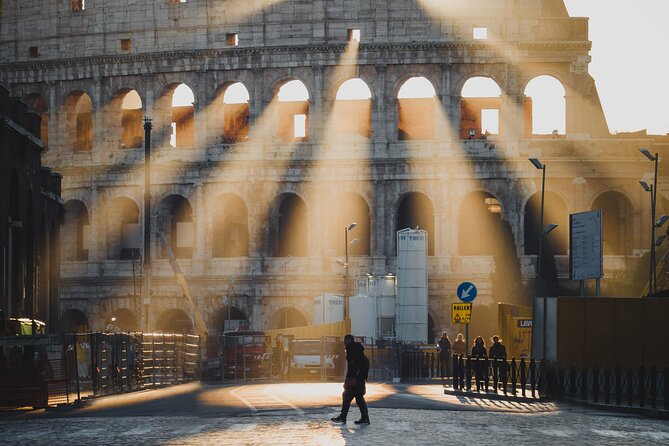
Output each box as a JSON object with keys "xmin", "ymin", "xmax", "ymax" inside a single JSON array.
[{"xmin": 282, "ymin": 336, "xmax": 342, "ymax": 381}]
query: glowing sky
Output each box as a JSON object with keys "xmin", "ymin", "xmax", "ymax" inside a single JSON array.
[{"xmin": 563, "ymin": 0, "xmax": 669, "ymax": 135}]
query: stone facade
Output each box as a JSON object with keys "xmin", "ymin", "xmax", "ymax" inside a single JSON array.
[{"xmin": 0, "ymin": 0, "xmax": 664, "ymax": 339}]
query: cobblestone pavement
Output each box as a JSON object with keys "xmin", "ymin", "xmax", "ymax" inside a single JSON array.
[{"xmin": 1, "ymin": 383, "xmax": 668, "ymax": 445}]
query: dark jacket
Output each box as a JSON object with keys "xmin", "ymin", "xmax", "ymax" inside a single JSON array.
[
  {"xmin": 471, "ymin": 344, "xmax": 487, "ymax": 358},
  {"xmin": 437, "ymin": 337, "xmax": 451, "ymax": 356},
  {"xmin": 489, "ymin": 342, "xmax": 507, "ymax": 361},
  {"xmin": 344, "ymin": 341, "xmax": 369, "ymax": 395}
]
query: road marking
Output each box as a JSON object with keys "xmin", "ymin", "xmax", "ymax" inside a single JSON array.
[
  {"xmin": 230, "ymin": 386, "xmax": 258, "ymax": 414},
  {"xmin": 230, "ymin": 385, "xmax": 305, "ymax": 416}
]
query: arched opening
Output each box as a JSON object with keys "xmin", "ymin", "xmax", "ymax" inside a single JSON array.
[
  {"xmin": 212, "ymin": 194, "xmax": 249, "ymax": 258},
  {"xmin": 271, "ymin": 193, "xmax": 308, "ymax": 257},
  {"xmin": 24, "ymin": 93, "xmax": 48, "ymax": 147},
  {"xmin": 107, "ymin": 308, "xmax": 137, "ymax": 332},
  {"xmin": 118, "ymin": 89, "xmax": 143, "ymax": 148},
  {"xmin": 458, "ymin": 191, "xmax": 503, "ymax": 256},
  {"xmin": 396, "ymin": 192, "xmax": 435, "ymax": 256},
  {"xmin": 460, "ymin": 77, "xmax": 502, "ymax": 139},
  {"xmin": 157, "ymin": 195, "xmax": 194, "ymax": 259},
  {"xmin": 63, "ymin": 200, "xmax": 89, "ymax": 261},
  {"xmin": 397, "ymin": 76, "xmax": 437, "ymax": 140},
  {"xmin": 170, "ymin": 84, "xmax": 195, "ymax": 148},
  {"xmin": 58, "ymin": 309, "xmax": 90, "ymax": 333},
  {"xmin": 524, "ymin": 191, "xmax": 568, "ymax": 256},
  {"xmin": 592, "ymin": 192, "xmax": 633, "ymax": 255},
  {"xmin": 332, "ymin": 192, "xmax": 371, "ymax": 256},
  {"xmin": 214, "ymin": 306, "xmax": 248, "ymax": 332},
  {"xmin": 524, "ymin": 75, "xmax": 566, "ymax": 137},
  {"xmin": 219, "ymin": 82, "xmax": 250, "ymax": 144},
  {"xmin": 106, "ymin": 197, "xmax": 140, "ymax": 260},
  {"xmin": 333, "ymin": 78, "xmax": 372, "ymax": 141},
  {"xmin": 64, "ymin": 91, "xmax": 93, "ymax": 151},
  {"xmin": 270, "ymin": 307, "xmax": 307, "ymax": 329},
  {"xmin": 156, "ymin": 309, "xmax": 193, "ymax": 334},
  {"xmin": 276, "ymin": 80, "xmax": 310, "ymax": 142}
]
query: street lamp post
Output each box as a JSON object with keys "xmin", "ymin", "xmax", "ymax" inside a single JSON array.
[
  {"xmin": 529, "ymin": 158, "xmax": 546, "ymax": 298},
  {"xmin": 343, "ymin": 223, "xmax": 357, "ymax": 319},
  {"xmin": 639, "ymin": 148, "xmax": 660, "ymax": 297},
  {"xmin": 142, "ymin": 118, "xmax": 152, "ymax": 332}
]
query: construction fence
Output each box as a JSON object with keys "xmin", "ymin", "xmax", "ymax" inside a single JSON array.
[{"xmin": 0, "ymin": 332, "xmax": 200, "ymax": 410}]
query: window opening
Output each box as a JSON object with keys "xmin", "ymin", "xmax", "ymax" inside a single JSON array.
[{"xmin": 473, "ymin": 27, "xmax": 488, "ymax": 40}]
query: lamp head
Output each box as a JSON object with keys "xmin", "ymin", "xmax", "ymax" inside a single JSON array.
[
  {"xmin": 655, "ymin": 234, "xmax": 667, "ymax": 247},
  {"xmin": 639, "ymin": 147, "xmax": 656, "ymax": 162},
  {"xmin": 656, "ymin": 215, "xmax": 669, "ymax": 228},
  {"xmin": 543, "ymin": 223, "xmax": 558, "ymax": 235},
  {"xmin": 347, "ymin": 223, "xmax": 357, "ymax": 231},
  {"xmin": 335, "ymin": 259, "xmax": 347, "ymax": 267},
  {"xmin": 529, "ymin": 158, "xmax": 544, "ymax": 170},
  {"xmin": 639, "ymin": 180, "xmax": 651, "ymax": 192}
]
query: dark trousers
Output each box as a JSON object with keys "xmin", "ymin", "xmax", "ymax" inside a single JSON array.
[
  {"xmin": 339, "ymin": 388, "xmax": 368, "ymax": 420},
  {"xmin": 439, "ymin": 353, "xmax": 451, "ymax": 377}
]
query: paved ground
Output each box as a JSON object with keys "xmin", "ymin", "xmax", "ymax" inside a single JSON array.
[{"xmin": 2, "ymin": 382, "xmax": 668, "ymax": 445}]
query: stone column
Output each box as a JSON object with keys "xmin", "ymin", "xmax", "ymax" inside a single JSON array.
[
  {"xmin": 310, "ymin": 64, "xmax": 325, "ymax": 143},
  {"xmin": 193, "ymin": 181, "xmax": 206, "ymax": 275},
  {"xmin": 372, "ymin": 64, "xmax": 388, "ymax": 146}
]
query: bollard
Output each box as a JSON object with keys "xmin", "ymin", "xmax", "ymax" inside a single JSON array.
[
  {"xmin": 484, "ymin": 358, "xmax": 490, "ymax": 393},
  {"xmin": 510, "ymin": 358, "xmax": 517, "ymax": 396},
  {"xmin": 604, "ymin": 368, "xmax": 611, "ymax": 405},
  {"xmin": 466, "ymin": 356, "xmax": 472, "ymax": 391},
  {"xmin": 452, "ymin": 355, "xmax": 460, "ymax": 390},
  {"xmin": 569, "ymin": 366, "xmax": 576, "ymax": 399},
  {"xmin": 650, "ymin": 367, "xmax": 657, "ymax": 410},
  {"xmin": 581, "ymin": 366, "xmax": 588, "ymax": 401},
  {"xmin": 615, "ymin": 366, "xmax": 622, "ymax": 406},
  {"xmin": 459, "ymin": 355, "xmax": 465, "ymax": 389},
  {"xmin": 639, "ymin": 366, "xmax": 645, "ymax": 408},
  {"xmin": 529, "ymin": 358, "xmax": 536, "ymax": 398},
  {"xmin": 520, "ymin": 358, "xmax": 527, "ymax": 397},
  {"xmin": 592, "ymin": 366, "xmax": 599, "ymax": 403},
  {"xmin": 627, "ymin": 368, "xmax": 634, "ymax": 407}
]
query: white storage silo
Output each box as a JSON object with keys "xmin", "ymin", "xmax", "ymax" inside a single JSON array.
[
  {"xmin": 349, "ymin": 294, "xmax": 376, "ymax": 340},
  {"xmin": 396, "ymin": 228, "xmax": 428, "ymax": 343},
  {"xmin": 313, "ymin": 293, "xmax": 344, "ymax": 324}
]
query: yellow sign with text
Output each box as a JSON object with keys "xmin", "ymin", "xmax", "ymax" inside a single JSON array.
[{"xmin": 452, "ymin": 303, "xmax": 472, "ymax": 324}]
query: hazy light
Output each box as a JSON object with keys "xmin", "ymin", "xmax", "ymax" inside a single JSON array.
[
  {"xmin": 121, "ymin": 90, "xmax": 142, "ymax": 110},
  {"xmin": 293, "ymin": 114, "xmax": 306, "ymax": 137},
  {"xmin": 473, "ymin": 27, "xmax": 488, "ymax": 40},
  {"xmin": 278, "ymin": 80, "xmax": 309, "ymax": 102},
  {"xmin": 462, "ymin": 77, "xmax": 501, "ymax": 98},
  {"xmin": 525, "ymin": 75, "xmax": 566, "ymax": 135},
  {"xmin": 348, "ymin": 28, "xmax": 361, "ymax": 42},
  {"xmin": 172, "ymin": 83, "xmax": 195, "ymax": 107},
  {"xmin": 336, "ymin": 78, "xmax": 371, "ymax": 100},
  {"xmin": 223, "ymin": 82, "xmax": 250, "ymax": 104},
  {"xmin": 398, "ymin": 76, "xmax": 436, "ymax": 99},
  {"xmin": 481, "ymin": 109, "xmax": 499, "ymax": 134}
]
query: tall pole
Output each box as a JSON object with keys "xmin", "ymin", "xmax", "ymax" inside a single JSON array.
[
  {"xmin": 536, "ymin": 165, "xmax": 546, "ymax": 299},
  {"xmin": 142, "ymin": 118, "xmax": 152, "ymax": 332},
  {"xmin": 344, "ymin": 226, "xmax": 349, "ymax": 319},
  {"xmin": 652, "ymin": 154, "xmax": 659, "ymax": 296}
]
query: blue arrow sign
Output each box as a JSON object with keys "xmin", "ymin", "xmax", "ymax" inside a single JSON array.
[{"xmin": 457, "ymin": 282, "xmax": 477, "ymax": 303}]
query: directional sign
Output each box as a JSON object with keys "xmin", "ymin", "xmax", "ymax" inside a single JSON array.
[
  {"xmin": 457, "ymin": 282, "xmax": 477, "ymax": 303},
  {"xmin": 452, "ymin": 303, "xmax": 472, "ymax": 324}
]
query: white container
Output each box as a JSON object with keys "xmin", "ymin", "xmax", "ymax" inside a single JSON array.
[
  {"xmin": 396, "ymin": 228, "xmax": 428, "ymax": 343},
  {"xmin": 313, "ymin": 294, "xmax": 344, "ymax": 324},
  {"xmin": 349, "ymin": 294, "xmax": 376, "ymax": 340}
]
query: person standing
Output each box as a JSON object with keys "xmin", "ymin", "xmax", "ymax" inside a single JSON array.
[
  {"xmin": 471, "ymin": 336, "xmax": 488, "ymax": 392},
  {"xmin": 489, "ymin": 335, "xmax": 508, "ymax": 393},
  {"xmin": 452, "ymin": 333, "xmax": 466, "ymax": 357},
  {"xmin": 331, "ymin": 334, "xmax": 370, "ymax": 425},
  {"xmin": 437, "ymin": 332, "xmax": 451, "ymax": 378}
]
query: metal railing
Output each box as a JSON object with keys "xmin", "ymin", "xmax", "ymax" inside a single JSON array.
[{"xmin": 451, "ymin": 355, "xmax": 542, "ymax": 398}]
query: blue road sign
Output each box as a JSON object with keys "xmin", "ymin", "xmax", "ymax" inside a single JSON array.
[{"xmin": 457, "ymin": 282, "xmax": 477, "ymax": 303}]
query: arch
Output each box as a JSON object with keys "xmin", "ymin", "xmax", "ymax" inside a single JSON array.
[
  {"xmin": 63, "ymin": 199, "xmax": 90, "ymax": 261},
  {"xmin": 270, "ymin": 307, "xmax": 308, "ymax": 329},
  {"xmin": 592, "ymin": 191, "xmax": 634, "ymax": 255},
  {"xmin": 270, "ymin": 193, "xmax": 308, "ymax": 257},
  {"xmin": 524, "ymin": 191, "xmax": 568, "ymax": 256},
  {"xmin": 156, "ymin": 309, "xmax": 193, "ymax": 334},
  {"xmin": 110, "ymin": 88, "xmax": 144, "ymax": 149},
  {"xmin": 157, "ymin": 195, "xmax": 194, "ymax": 259},
  {"xmin": 106, "ymin": 197, "xmax": 140, "ymax": 260},
  {"xmin": 275, "ymin": 79, "xmax": 310, "ymax": 142},
  {"xmin": 167, "ymin": 83, "xmax": 195, "ymax": 148},
  {"xmin": 107, "ymin": 308, "xmax": 137, "ymax": 332},
  {"xmin": 58, "ymin": 309, "xmax": 90, "ymax": 333},
  {"xmin": 460, "ymin": 76, "xmax": 502, "ymax": 139},
  {"xmin": 24, "ymin": 93, "xmax": 49, "ymax": 147},
  {"xmin": 64, "ymin": 91, "xmax": 93, "ymax": 151},
  {"xmin": 524, "ymin": 75, "xmax": 566, "ymax": 136},
  {"xmin": 332, "ymin": 78, "xmax": 372, "ymax": 141},
  {"xmin": 458, "ymin": 191, "xmax": 504, "ymax": 255},
  {"xmin": 212, "ymin": 194, "xmax": 249, "ymax": 258},
  {"xmin": 214, "ymin": 82, "xmax": 250, "ymax": 144},
  {"xmin": 213, "ymin": 305, "xmax": 248, "ymax": 332},
  {"xmin": 397, "ymin": 76, "xmax": 437, "ymax": 140},
  {"xmin": 331, "ymin": 192, "xmax": 371, "ymax": 256},
  {"xmin": 396, "ymin": 192, "xmax": 435, "ymax": 256}
]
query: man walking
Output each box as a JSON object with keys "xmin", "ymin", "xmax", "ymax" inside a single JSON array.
[{"xmin": 331, "ymin": 334, "xmax": 370, "ymax": 425}]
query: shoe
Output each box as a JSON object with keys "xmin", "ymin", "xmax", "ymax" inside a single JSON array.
[
  {"xmin": 331, "ymin": 416, "xmax": 346, "ymax": 423},
  {"xmin": 354, "ymin": 418, "xmax": 370, "ymax": 425}
]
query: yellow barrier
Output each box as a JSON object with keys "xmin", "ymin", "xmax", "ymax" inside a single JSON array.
[{"xmin": 265, "ymin": 319, "xmax": 351, "ymax": 346}]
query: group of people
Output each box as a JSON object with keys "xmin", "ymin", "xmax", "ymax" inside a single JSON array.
[{"xmin": 437, "ymin": 332, "xmax": 509, "ymax": 391}]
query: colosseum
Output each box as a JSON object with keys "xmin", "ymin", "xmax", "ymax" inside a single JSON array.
[{"xmin": 0, "ymin": 0, "xmax": 665, "ymax": 340}]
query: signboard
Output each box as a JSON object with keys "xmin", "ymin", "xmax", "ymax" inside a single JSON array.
[
  {"xmin": 570, "ymin": 210, "xmax": 603, "ymax": 280},
  {"xmin": 456, "ymin": 282, "xmax": 477, "ymax": 303},
  {"xmin": 516, "ymin": 319, "xmax": 532, "ymax": 328},
  {"xmin": 451, "ymin": 303, "xmax": 472, "ymax": 324}
]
